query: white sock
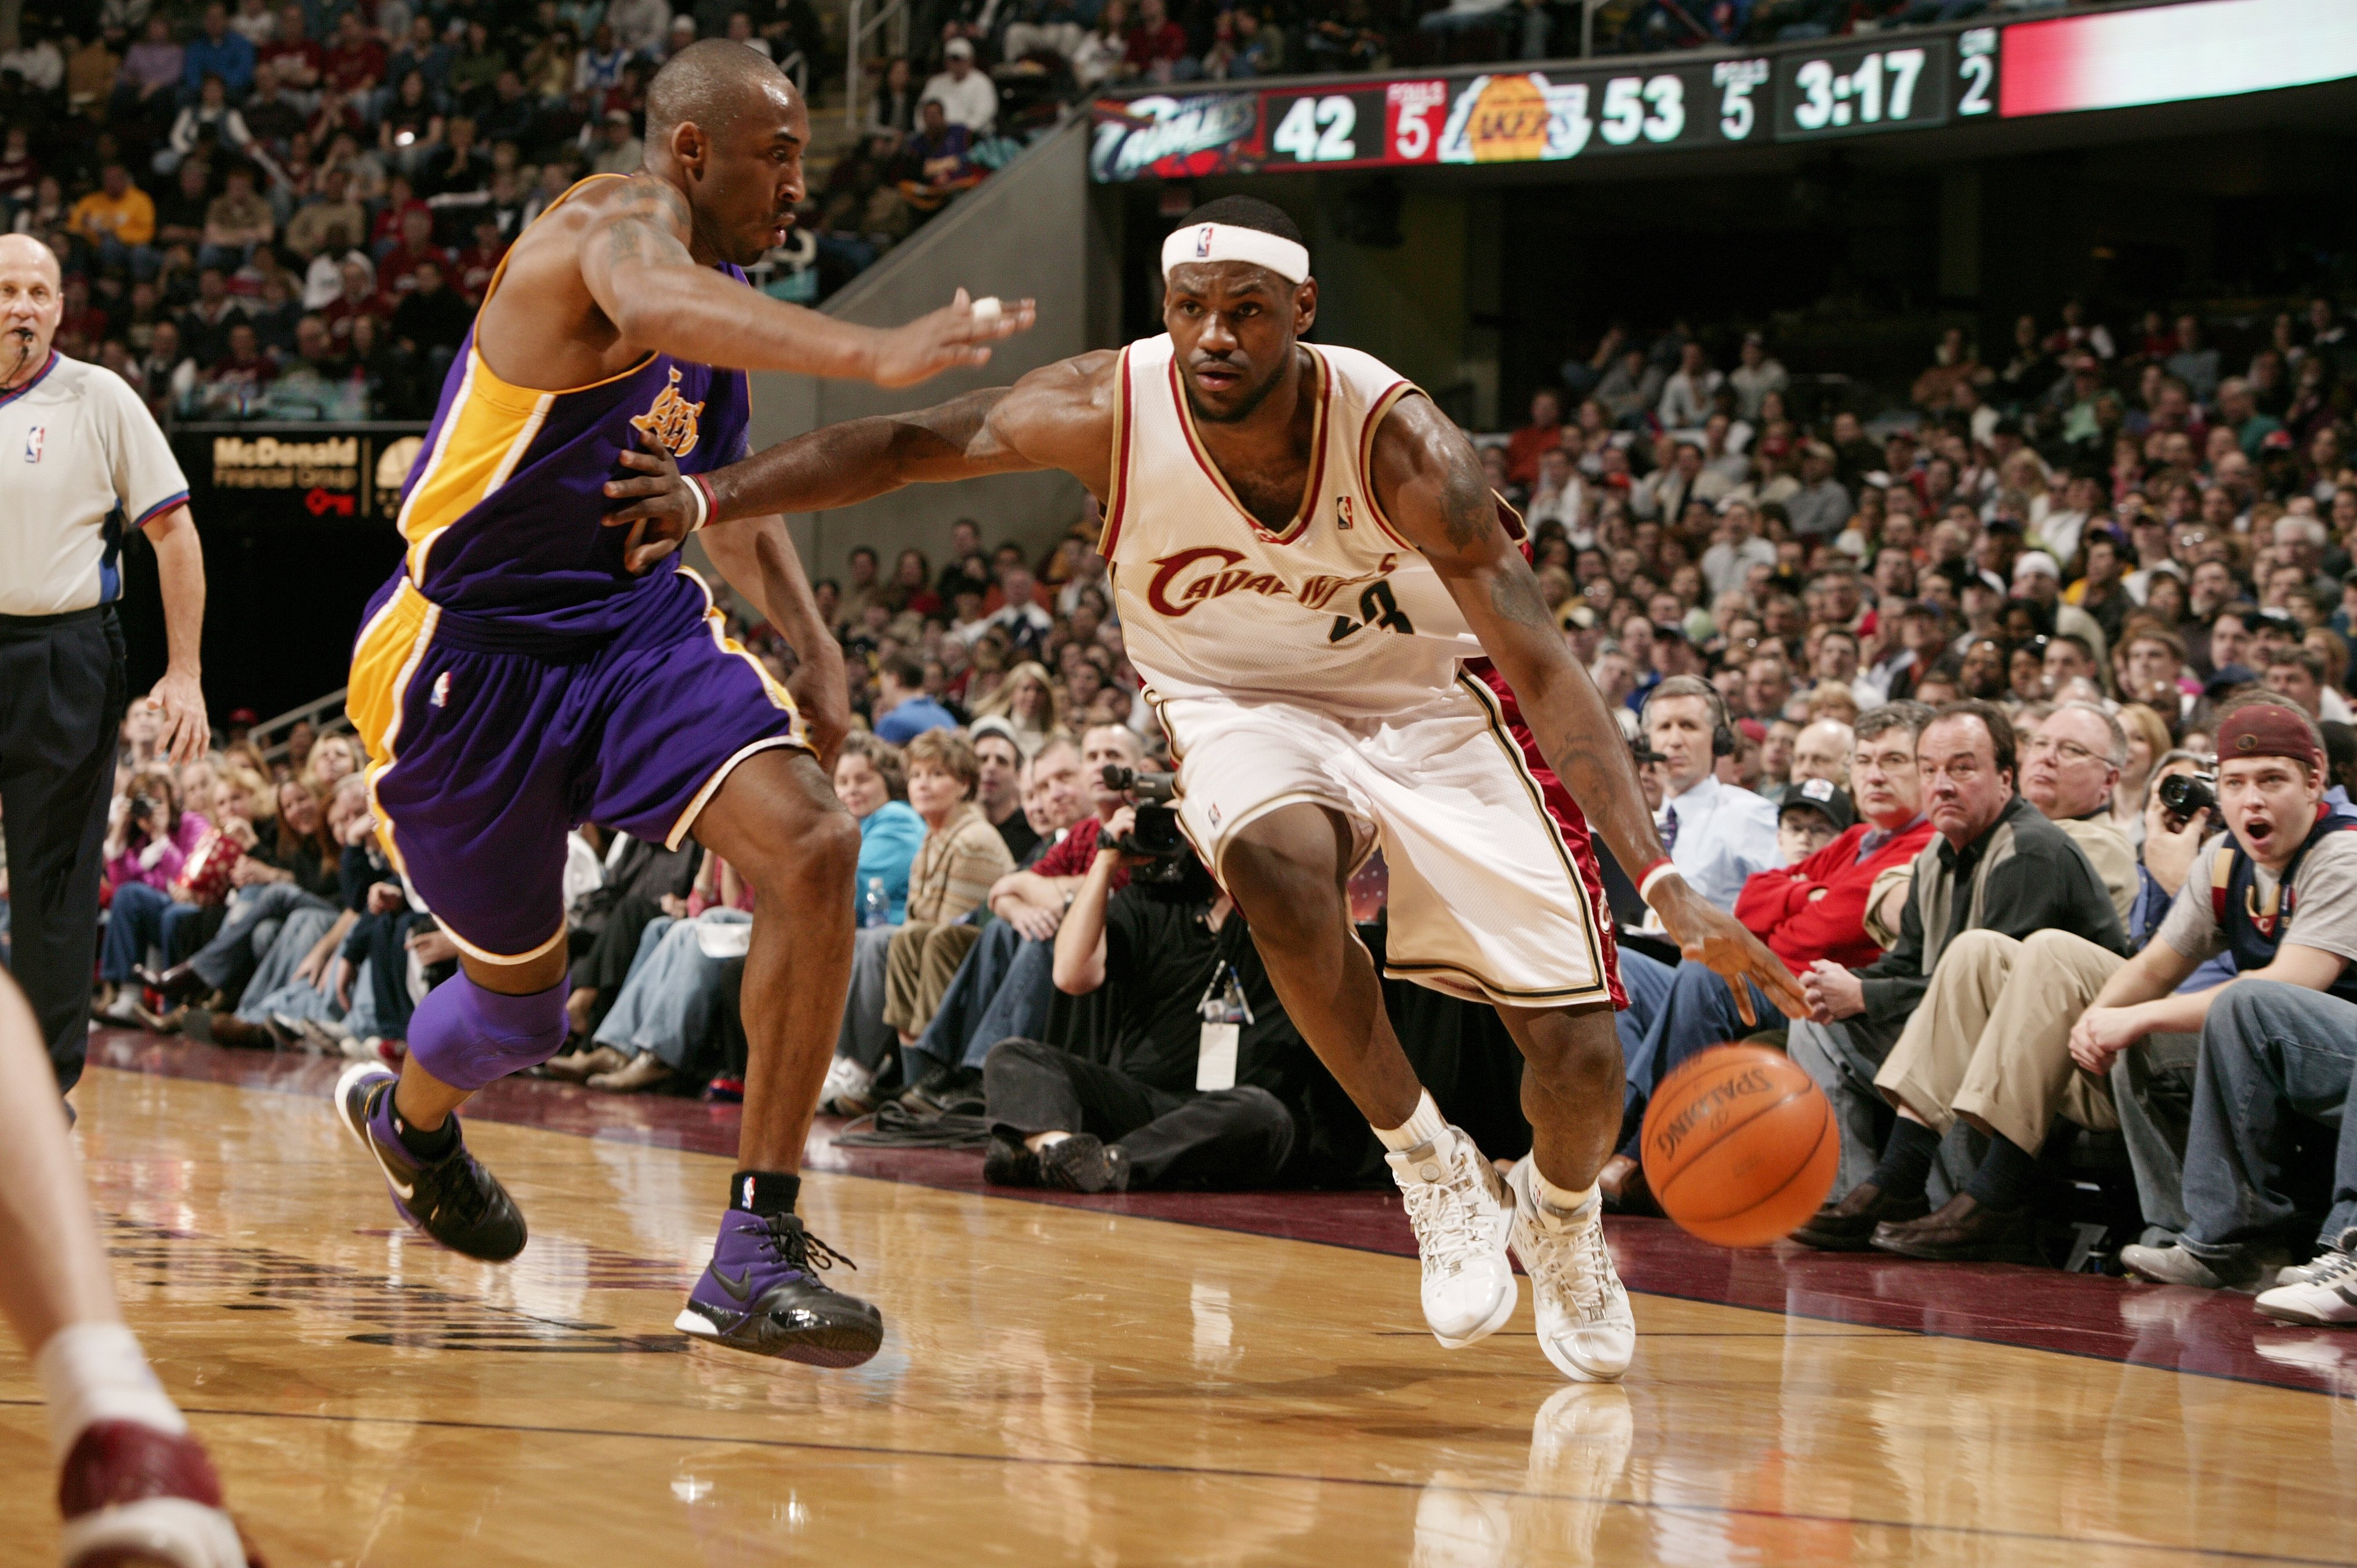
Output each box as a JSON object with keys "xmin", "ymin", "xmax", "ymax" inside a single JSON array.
[
  {"xmin": 1375, "ymin": 1090, "xmax": 1448, "ymax": 1153},
  {"xmin": 1529, "ymin": 1166, "xmax": 1599, "ymax": 1216},
  {"xmin": 34, "ymin": 1323, "xmax": 186, "ymax": 1465}
]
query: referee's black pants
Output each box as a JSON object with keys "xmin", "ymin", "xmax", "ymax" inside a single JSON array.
[
  {"xmin": 0, "ymin": 608, "xmax": 128, "ymax": 1094},
  {"xmin": 982, "ymin": 1037, "xmax": 1296, "ymax": 1189}
]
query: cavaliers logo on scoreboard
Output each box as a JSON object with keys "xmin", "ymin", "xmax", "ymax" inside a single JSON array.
[
  {"xmin": 630, "ymin": 366, "xmax": 706, "ymax": 459},
  {"xmin": 1090, "ymin": 92, "xmax": 1260, "ymax": 183}
]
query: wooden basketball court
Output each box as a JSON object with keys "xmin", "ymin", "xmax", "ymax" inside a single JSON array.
[{"xmin": 4, "ymin": 1032, "xmax": 2349, "ymax": 1566}]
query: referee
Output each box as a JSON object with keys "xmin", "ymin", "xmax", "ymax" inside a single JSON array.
[{"xmin": 1, "ymin": 234, "xmax": 208, "ymax": 1095}]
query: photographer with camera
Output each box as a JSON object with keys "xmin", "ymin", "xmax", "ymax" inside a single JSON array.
[{"xmin": 977, "ymin": 808, "xmax": 1301, "ymax": 1195}]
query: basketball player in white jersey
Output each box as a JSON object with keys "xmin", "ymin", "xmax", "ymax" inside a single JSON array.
[{"xmin": 603, "ymin": 197, "xmax": 1804, "ymax": 1383}]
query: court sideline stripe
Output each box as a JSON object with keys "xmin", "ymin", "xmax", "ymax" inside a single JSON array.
[{"xmin": 0, "ymin": 1396, "xmax": 2341, "ymax": 1567}]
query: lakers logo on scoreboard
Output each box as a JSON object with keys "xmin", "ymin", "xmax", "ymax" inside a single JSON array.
[{"xmin": 630, "ymin": 367, "xmax": 706, "ymax": 459}]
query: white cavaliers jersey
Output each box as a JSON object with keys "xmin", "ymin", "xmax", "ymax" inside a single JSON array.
[{"xmin": 1104, "ymin": 335, "xmax": 1481, "ymax": 721}]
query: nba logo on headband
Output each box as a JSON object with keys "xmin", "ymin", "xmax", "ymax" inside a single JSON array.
[{"xmin": 1195, "ymin": 226, "xmax": 1214, "ymax": 258}]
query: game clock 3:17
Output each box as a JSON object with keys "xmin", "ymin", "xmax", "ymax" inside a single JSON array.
[{"xmin": 1775, "ymin": 38, "xmax": 1955, "ymax": 141}]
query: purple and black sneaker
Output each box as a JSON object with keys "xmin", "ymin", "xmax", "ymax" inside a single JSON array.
[
  {"xmin": 676, "ymin": 1210, "xmax": 884, "ymax": 1367},
  {"xmin": 332, "ymin": 1061, "xmax": 527, "ymax": 1262}
]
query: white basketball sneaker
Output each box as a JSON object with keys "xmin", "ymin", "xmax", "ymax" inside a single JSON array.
[
  {"xmin": 2257, "ymin": 1248, "xmax": 2357, "ymax": 1326},
  {"xmin": 1387, "ymin": 1126, "xmax": 1517, "ymax": 1348},
  {"xmin": 1508, "ymin": 1158, "xmax": 1636, "ymax": 1383}
]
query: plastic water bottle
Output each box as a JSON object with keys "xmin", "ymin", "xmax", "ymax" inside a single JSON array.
[{"xmin": 862, "ymin": 877, "xmax": 890, "ymax": 928}]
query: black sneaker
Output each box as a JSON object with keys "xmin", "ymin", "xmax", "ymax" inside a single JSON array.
[
  {"xmin": 1038, "ymin": 1134, "xmax": 1129, "ymax": 1194},
  {"xmin": 333, "ymin": 1062, "xmax": 528, "ymax": 1262},
  {"xmin": 677, "ymin": 1210, "xmax": 885, "ymax": 1367},
  {"xmin": 982, "ymin": 1134, "xmax": 1042, "ymax": 1186},
  {"xmin": 897, "ymin": 1064, "xmax": 985, "ymax": 1117}
]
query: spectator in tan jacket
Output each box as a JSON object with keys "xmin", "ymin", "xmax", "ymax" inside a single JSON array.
[{"xmin": 882, "ymin": 730, "xmax": 1017, "ymax": 1043}]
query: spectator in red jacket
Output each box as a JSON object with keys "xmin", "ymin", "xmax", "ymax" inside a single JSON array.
[
  {"xmin": 1601, "ymin": 700, "xmax": 1936, "ymax": 1211},
  {"xmin": 1504, "ymin": 387, "xmax": 1563, "ymax": 488},
  {"xmin": 322, "ymin": 10, "xmax": 386, "ymax": 97},
  {"xmin": 375, "ymin": 205, "xmax": 451, "ymax": 299}
]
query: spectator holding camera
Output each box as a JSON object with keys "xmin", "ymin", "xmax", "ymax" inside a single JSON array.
[
  {"xmin": 979, "ymin": 834, "xmax": 1300, "ymax": 1195},
  {"xmin": 2069, "ymin": 698, "xmax": 2357, "ymax": 1288}
]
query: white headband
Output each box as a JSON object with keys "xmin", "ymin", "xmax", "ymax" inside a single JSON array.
[{"xmin": 1161, "ymin": 222, "xmax": 1310, "ymax": 285}]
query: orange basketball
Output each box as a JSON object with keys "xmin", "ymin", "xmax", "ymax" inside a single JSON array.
[{"xmin": 1639, "ymin": 1043, "xmax": 1838, "ymax": 1248}]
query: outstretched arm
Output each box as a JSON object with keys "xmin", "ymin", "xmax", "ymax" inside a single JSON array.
[
  {"xmin": 576, "ymin": 173, "xmax": 1035, "ymax": 387},
  {"xmin": 608, "ymin": 434, "xmax": 852, "ymax": 765},
  {"xmin": 602, "ymin": 349, "xmax": 1120, "ymax": 538},
  {"xmin": 1368, "ymin": 395, "xmax": 1806, "ymax": 1021}
]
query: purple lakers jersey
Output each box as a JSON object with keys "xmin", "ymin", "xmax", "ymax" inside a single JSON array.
[{"xmin": 390, "ymin": 175, "xmax": 752, "ymax": 638}]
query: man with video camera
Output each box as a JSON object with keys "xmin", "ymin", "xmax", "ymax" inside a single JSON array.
[{"xmin": 976, "ymin": 772, "xmax": 1306, "ymax": 1195}]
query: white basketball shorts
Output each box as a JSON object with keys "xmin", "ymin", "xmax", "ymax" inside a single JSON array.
[{"xmin": 1154, "ymin": 674, "xmax": 1618, "ymax": 1008}]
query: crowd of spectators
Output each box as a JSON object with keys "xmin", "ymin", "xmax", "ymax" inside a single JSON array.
[
  {"xmin": 22, "ymin": 277, "xmax": 2357, "ymax": 1323},
  {"xmin": 0, "ymin": 0, "xmax": 1024, "ymax": 426},
  {"xmin": 1001, "ymin": 0, "xmax": 2115, "ymax": 89}
]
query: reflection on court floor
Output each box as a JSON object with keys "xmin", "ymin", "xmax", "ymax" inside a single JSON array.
[{"xmin": 1, "ymin": 1058, "xmax": 2349, "ymax": 1566}]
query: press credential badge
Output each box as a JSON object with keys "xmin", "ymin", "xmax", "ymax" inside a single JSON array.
[{"xmin": 1196, "ymin": 962, "xmax": 1253, "ymax": 1092}]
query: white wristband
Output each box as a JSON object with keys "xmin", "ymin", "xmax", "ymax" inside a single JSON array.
[
  {"xmin": 1638, "ymin": 862, "xmax": 1680, "ymax": 905},
  {"xmin": 685, "ymin": 473, "xmax": 711, "ymax": 533}
]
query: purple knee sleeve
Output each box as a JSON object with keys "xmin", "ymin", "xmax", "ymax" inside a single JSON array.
[{"xmin": 407, "ymin": 972, "xmax": 570, "ymax": 1091}]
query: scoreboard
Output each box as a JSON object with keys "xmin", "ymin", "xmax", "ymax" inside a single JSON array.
[
  {"xmin": 1091, "ymin": 0, "xmax": 2353, "ymax": 183},
  {"xmin": 1092, "ymin": 30, "xmax": 2003, "ymax": 180}
]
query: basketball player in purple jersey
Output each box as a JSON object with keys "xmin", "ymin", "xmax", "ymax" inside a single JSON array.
[
  {"xmin": 606, "ymin": 197, "xmax": 1801, "ymax": 1385},
  {"xmin": 332, "ymin": 41, "xmax": 1032, "ymax": 1367}
]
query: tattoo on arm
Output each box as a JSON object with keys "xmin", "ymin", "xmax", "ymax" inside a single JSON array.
[
  {"xmin": 601, "ymin": 177, "xmax": 694, "ymax": 273},
  {"xmin": 1439, "ymin": 445, "xmax": 1501, "ymax": 550},
  {"xmin": 1488, "ymin": 562, "xmax": 1555, "ymax": 634}
]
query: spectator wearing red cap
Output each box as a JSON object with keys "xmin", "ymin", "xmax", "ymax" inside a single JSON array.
[{"xmin": 1841, "ymin": 696, "xmax": 2357, "ymax": 1265}]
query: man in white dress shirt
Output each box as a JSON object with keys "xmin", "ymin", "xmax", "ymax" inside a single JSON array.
[
  {"xmin": 0, "ymin": 235, "xmax": 209, "ymax": 1095},
  {"xmin": 1638, "ymin": 676, "xmax": 1781, "ymax": 912}
]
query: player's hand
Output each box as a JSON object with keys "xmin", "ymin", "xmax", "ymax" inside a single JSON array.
[
  {"xmin": 601, "ymin": 433, "xmax": 697, "ymax": 575},
  {"xmin": 146, "ymin": 667, "xmax": 209, "ymax": 764},
  {"xmin": 868, "ymin": 288, "xmax": 1036, "ymax": 389},
  {"xmin": 1650, "ymin": 876, "xmax": 1807, "ymax": 1026}
]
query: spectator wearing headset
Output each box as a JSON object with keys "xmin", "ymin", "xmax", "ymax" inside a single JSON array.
[{"xmin": 1636, "ymin": 676, "xmax": 1781, "ymax": 915}]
